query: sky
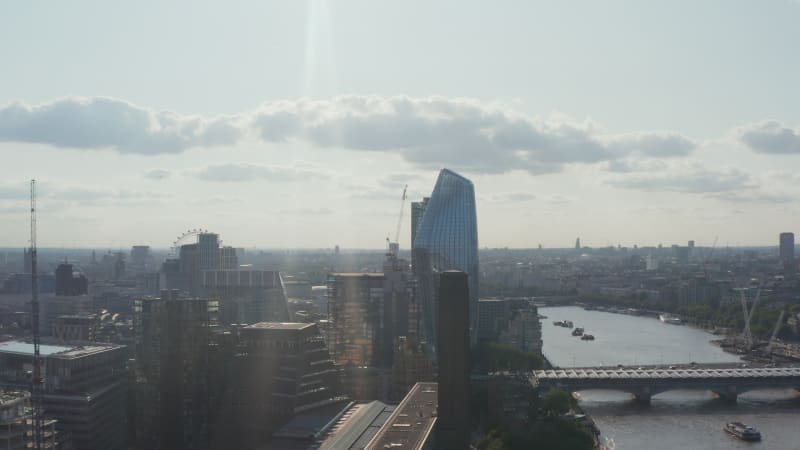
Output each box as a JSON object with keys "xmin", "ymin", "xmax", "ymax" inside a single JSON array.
[{"xmin": 1, "ymin": 0, "xmax": 799, "ymax": 249}]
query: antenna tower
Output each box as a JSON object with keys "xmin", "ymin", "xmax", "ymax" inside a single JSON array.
[{"xmin": 30, "ymin": 179, "xmax": 44, "ymax": 448}]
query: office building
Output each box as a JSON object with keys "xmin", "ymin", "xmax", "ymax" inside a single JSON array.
[
  {"xmin": 53, "ymin": 314, "xmax": 99, "ymax": 342},
  {"xmin": 130, "ymin": 245, "xmax": 150, "ymax": 274},
  {"xmin": 477, "ymin": 298, "xmax": 509, "ymax": 344},
  {"xmin": 410, "ymin": 197, "xmax": 429, "ymax": 253},
  {"xmin": 499, "ymin": 307, "xmax": 542, "ymax": 355},
  {"xmin": 133, "ymin": 290, "xmax": 224, "ymax": 450},
  {"xmin": 200, "ymin": 269, "xmax": 290, "ymax": 324},
  {"xmin": 198, "ymin": 232, "xmax": 221, "ymax": 270},
  {"xmin": 0, "ymin": 340, "xmax": 128, "ymax": 450},
  {"xmin": 780, "ymin": 232, "xmax": 795, "ymax": 262},
  {"xmin": 55, "ymin": 263, "xmax": 88, "ymax": 296},
  {"xmin": 436, "ymin": 271, "xmax": 471, "ymax": 450},
  {"xmin": 232, "ymin": 322, "xmax": 345, "ymax": 448},
  {"xmin": 327, "ymin": 273, "xmax": 386, "ymax": 367},
  {"xmin": 40, "ymin": 294, "xmax": 93, "ymax": 336},
  {"xmin": 413, "ymin": 169, "xmax": 478, "ymax": 344},
  {"xmin": 327, "ymin": 255, "xmax": 413, "ymax": 369},
  {"xmin": 390, "ymin": 337, "xmax": 433, "ymax": 401},
  {"xmin": 219, "ymin": 246, "xmax": 238, "ymax": 270}
]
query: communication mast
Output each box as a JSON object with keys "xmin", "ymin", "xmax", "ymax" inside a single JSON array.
[{"xmin": 30, "ymin": 179, "xmax": 44, "ymax": 448}]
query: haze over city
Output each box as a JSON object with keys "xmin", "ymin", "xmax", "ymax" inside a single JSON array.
[{"xmin": 2, "ymin": 0, "xmax": 800, "ymax": 248}]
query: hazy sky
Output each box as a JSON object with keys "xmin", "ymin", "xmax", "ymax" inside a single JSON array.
[{"xmin": 1, "ymin": 0, "xmax": 799, "ymax": 249}]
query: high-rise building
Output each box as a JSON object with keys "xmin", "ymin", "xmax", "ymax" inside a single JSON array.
[
  {"xmin": 413, "ymin": 169, "xmax": 478, "ymax": 345},
  {"xmin": 780, "ymin": 232, "xmax": 795, "ymax": 262},
  {"xmin": 0, "ymin": 341, "xmax": 128, "ymax": 450},
  {"xmin": 231, "ymin": 322, "xmax": 345, "ymax": 448},
  {"xmin": 130, "ymin": 245, "xmax": 150, "ymax": 274},
  {"xmin": 327, "ymin": 273, "xmax": 386, "ymax": 367},
  {"xmin": 499, "ymin": 307, "xmax": 542, "ymax": 355},
  {"xmin": 55, "ymin": 262, "xmax": 88, "ymax": 296},
  {"xmin": 219, "ymin": 246, "xmax": 238, "ymax": 270},
  {"xmin": 476, "ymin": 298, "xmax": 509, "ymax": 344},
  {"xmin": 436, "ymin": 271, "xmax": 471, "ymax": 450},
  {"xmin": 575, "ymin": 237, "xmax": 581, "ymax": 250},
  {"xmin": 410, "ymin": 197, "xmax": 430, "ymax": 253},
  {"xmin": 327, "ymin": 256, "xmax": 414, "ymax": 370},
  {"xmin": 390, "ymin": 337, "xmax": 433, "ymax": 401},
  {"xmin": 133, "ymin": 290, "xmax": 225, "ymax": 450},
  {"xmin": 198, "ymin": 232, "xmax": 221, "ymax": 271},
  {"xmin": 200, "ymin": 269, "xmax": 289, "ymax": 324}
]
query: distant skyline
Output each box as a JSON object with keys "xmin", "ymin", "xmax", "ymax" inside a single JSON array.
[{"xmin": 2, "ymin": 1, "xmax": 799, "ymax": 248}]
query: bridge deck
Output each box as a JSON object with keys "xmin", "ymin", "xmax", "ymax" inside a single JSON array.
[{"xmin": 533, "ymin": 367, "xmax": 800, "ymax": 382}]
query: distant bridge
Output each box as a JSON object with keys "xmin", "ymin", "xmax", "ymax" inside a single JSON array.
[{"xmin": 532, "ymin": 365, "xmax": 800, "ymax": 403}]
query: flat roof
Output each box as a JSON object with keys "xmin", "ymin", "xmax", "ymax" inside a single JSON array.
[
  {"xmin": 0, "ymin": 340, "xmax": 123, "ymax": 359},
  {"xmin": 0, "ymin": 390, "xmax": 29, "ymax": 405},
  {"xmin": 330, "ymin": 273, "xmax": 385, "ymax": 278},
  {"xmin": 244, "ymin": 322, "xmax": 316, "ymax": 330},
  {"xmin": 365, "ymin": 382, "xmax": 438, "ymax": 450},
  {"xmin": 316, "ymin": 401, "xmax": 395, "ymax": 450}
]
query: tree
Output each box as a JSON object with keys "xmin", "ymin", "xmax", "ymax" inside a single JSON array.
[{"xmin": 542, "ymin": 389, "xmax": 572, "ymax": 416}]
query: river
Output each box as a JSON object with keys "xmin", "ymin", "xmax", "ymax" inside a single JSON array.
[{"xmin": 539, "ymin": 306, "xmax": 800, "ymax": 450}]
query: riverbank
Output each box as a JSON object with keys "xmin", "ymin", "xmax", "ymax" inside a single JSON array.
[
  {"xmin": 541, "ymin": 346, "xmax": 606, "ymax": 449},
  {"xmin": 539, "ymin": 306, "xmax": 800, "ymax": 450}
]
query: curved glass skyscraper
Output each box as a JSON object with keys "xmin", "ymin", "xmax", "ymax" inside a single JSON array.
[{"xmin": 412, "ymin": 169, "xmax": 478, "ymax": 345}]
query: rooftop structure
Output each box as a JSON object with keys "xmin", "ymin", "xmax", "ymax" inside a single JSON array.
[
  {"xmin": 0, "ymin": 340, "xmax": 128, "ymax": 450},
  {"xmin": 365, "ymin": 382, "xmax": 438, "ymax": 450}
]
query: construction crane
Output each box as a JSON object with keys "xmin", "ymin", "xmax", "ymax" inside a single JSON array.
[
  {"xmin": 738, "ymin": 285, "xmax": 762, "ymax": 351},
  {"xmin": 766, "ymin": 310, "xmax": 786, "ymax": 356},
  {"xmin": 386, "ymin": 185, "xmax": 408, "ymax": 256},
  {"xmin": 29, "ymin": 179, "xmax": 44, "ymax": 449}
]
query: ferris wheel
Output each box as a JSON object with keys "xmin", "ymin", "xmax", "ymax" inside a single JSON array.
[{"xmin": 170, "ymin": 228, "xmax": 215, "ymax": 256}]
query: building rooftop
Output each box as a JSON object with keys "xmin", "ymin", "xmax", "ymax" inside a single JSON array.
[
  {"xmin": 365, "ymin": 382, "xmax": 438, "ymax": 450},
  {"xmin": 0, "ymin": 340, "xmax": 123, "ymax": 359},
  {"xmin": 316, "ymin": 401, "xmax": 395, "ymax": 450},
  {"xmin": 330, "ymin": 273, "xmax": 385, "ymax": 278},
  {"xmin": 244, "ymin": 322, "xmax": 316, "ymax": 331},
  {"xmin": 0, "ymin": 390, "xmax": 29, "ymax": 406}
]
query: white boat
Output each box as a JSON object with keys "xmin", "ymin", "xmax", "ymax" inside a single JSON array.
[
  {"xmin": 659, "ymin": 314, "xmax": 682, "ymax": 325},
  {"xmin": 724, "ymin": 422, "xmax": 761, "ymax": 441}
]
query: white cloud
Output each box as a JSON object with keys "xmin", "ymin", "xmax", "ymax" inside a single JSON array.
[
  {"xmin": 144, "ymin": 168, "xmax": 171, "ymax": 180},
  {"xmin": 187, "ymin": 163, "xmax": 325, "ymax": 182},
  {"xmin": 0, "ymin": 97, "xmax": 240, "ymax": 154},
  {"xmin": 0, "ymin": 95, "xmax": 698, "ymax": 175},
  {"xmin": 250, "ymin": 96, "xmax": 698, "ymax": 175},
  {"xmin": 608, "ymin": 169, "xmax": 755, "ymax": 193},
  {"xmin": 737, "ymin": 120, "xmax": 800, "ymax": 154}
]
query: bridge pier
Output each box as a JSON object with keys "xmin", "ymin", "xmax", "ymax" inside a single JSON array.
[
  {"xmin": 632, "ymin": 387, "xmax": 652, "ymax": 405},
  {"xmin": 713, "ymin": 386, "xmax": 738, "ymax": 403}
]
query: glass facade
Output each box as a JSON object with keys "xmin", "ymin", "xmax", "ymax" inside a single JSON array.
[{"xmin": 413, "ymin": 169, "xmax": 478, "ymax": 345}]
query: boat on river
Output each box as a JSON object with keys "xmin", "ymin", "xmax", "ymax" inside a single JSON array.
[
  {"xmin": 581, "ymin": 334, "xmax": 595, "ymax": 341},
  {"xmin": 724, "ymin": 422, "xmax": 761, "ymax": 441},
  {"xmin": 553, "ymin": 320, "xmax": 574, "ymax": 328},
  {"xmin": 659, "ymin": 313, "xmax": 683, "ymax": 325},
  {"xmin": 572, "ymin": 327, "xmax": 584, "ymax": 336}
]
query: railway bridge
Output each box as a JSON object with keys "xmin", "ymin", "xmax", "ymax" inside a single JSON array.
[{"xmin": 532, "ymin": 365, "xmax": 800, "ymax": 403}]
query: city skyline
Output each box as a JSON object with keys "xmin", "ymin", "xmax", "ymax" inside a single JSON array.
[{"xmin": 2, "ymin": 1, "xmax": 800, "ymax": 248}]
